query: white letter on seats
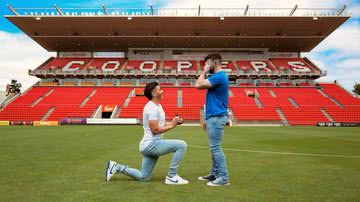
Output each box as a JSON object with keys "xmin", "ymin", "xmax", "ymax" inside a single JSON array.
[
  {"xmin": 101, "ymin": 61, "xmax": 120, "ymax": 72},
  {"xmin": 62, "ymin": 61, "xmax": 84, "ymax": 72},
  {"xmin": 288, "ymin": 61, "xmax": 311, "ymax": 73},
  {"xmin": 250, "ymin": 61, "xmax": 271, "ymax": 72},
  {"xmin": 177, "ymin": 61, "xmax": 192, "ymax": 72},
  {"xmin": 140, "ymin": 61, "xmax": 156, "ymax": 72},
  {"xmin": 221, "ymin": 61, "xmax": 232, "ymax": 73}
]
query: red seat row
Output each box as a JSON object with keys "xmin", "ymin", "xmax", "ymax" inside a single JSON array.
[{"xmin": 0, "ymin": 84, "xmax": 358, "ymax": 125}]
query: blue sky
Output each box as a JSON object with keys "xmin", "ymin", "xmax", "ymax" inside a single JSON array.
[
  {"xmin": 0, "ymin": 0, "xmax": 168, "ymax": 32},
  {"xmin": 0, "ymin": 0, "xmax": 359, "ymax": 92}
]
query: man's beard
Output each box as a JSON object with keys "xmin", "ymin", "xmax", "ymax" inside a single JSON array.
[{"xmin": 209, "ymin": 67, "xmax": 215, "ymax": 74}]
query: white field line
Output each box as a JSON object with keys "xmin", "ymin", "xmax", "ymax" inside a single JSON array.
[
  {"xmin": 168, "ymin": 129, "xmax": 360, "ymax": 143},
  {"xmin": 189, "ymin": 145, "xmax": 360, "ymax": 159},
  {"xmin": 166, "ymin": 129, "xmax": 360, "ymax": 158}
]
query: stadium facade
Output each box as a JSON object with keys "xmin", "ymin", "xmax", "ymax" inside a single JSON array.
[{"xmin": 0, "ymin": 5, "xmax": 359, "ymax": 126}]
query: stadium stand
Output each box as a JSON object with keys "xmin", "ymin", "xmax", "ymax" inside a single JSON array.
[
  {"xmin": 163, "ymin": 60, "xmax": 198, "ymax": 72},
  {"xmin": 2, "ymin": 9, "xmax": 358, "ymax": 126},
  {"xmin": 200, "ymin": 61, "xmax": 237, "ymax": 72},
  {"xmin": 1, "ymin": 81, "xmax": 358, "ymax": 125},
  {"xmin": 126, "ymin": 60, "xmax": 161, "ymax": 72},
  {"xmin": 0, "ymin": 87, "xmax": 53, "ymax": 121},
  {"xmin": 87, "ymin": 58, "xmax": 125, "ymax": 72},
  {"xmin": 120, "ymin": 88, "xmax": 201, "ymax": 121},
  {"xmin": 31, "ymin": 58, "xmax": 322, "ymax": 75},
  {"xmin": 270, "ymin": 58, "xmax": 316, "ymax": 73},
  {"xmin": 236, "ymin": 60, "xmax": 277, "ymax": 73},
  {"xmin": 41, "ymin": 58, "xmax": 91, "ymax": 70}
]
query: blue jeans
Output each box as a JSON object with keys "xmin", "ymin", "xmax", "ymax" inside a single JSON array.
[
  {"xmin": 121, "ymin": 139, "xmax": 187, "ymax": 181},
  {"xmin": 206, "ymin": 115, "xmax": 229, "ymax": 180}
]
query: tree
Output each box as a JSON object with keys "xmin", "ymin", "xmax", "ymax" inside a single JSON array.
[{"xmin": 353, "ymin": 83, "xmax": 360, "ymax": 95}]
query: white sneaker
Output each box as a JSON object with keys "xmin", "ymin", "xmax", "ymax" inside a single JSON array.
[
  {"xmin": 165, "ymin": 175, "xmax": 189, "ymax": 185},
  {"xmin": 105, "ymin": 160, "xmax": 117, "ymax": 182},
  {"xmin": 206, "ymin": 178, "xmax": 230, "ymax": 186}
]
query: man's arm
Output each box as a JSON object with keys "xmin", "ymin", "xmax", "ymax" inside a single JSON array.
[
  {"xmin": 149, "ymin": 117, "xmax": 179, "ymax": 135},
  {"xmin": 195, "ymin": 71, "xmax": 212, "ymax": 89}
]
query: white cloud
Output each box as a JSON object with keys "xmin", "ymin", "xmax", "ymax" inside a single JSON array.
[
  {"xmin": 349, "ymin": 4, "xmax": 360, "ymax": 17},
  {"xmin": 0, "ymin": 31, "xmax": 55, "ymax": 92},
  {"xmin": 307, "ymin": 19, "xmax": 360, "ymax": 91},
  {"xmin": 334, "ymin": 59, "xmax": 360, "ymax": 69},
  {"xmin": 313, "ymin": 21, "xmax": 360, "ymax": 56}
]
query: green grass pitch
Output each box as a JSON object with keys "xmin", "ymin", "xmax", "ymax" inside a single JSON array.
[{"xmin": 0, "ymin": 126, "xmax": 359, "ymax": 202}]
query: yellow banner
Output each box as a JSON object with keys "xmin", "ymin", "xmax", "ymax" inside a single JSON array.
[
  {"xmin": 33, "ymin": 121, "xmax": 58, "ymax": 126},
  {"xmin": 0, "ymin": 121, "xmax": 10, "ymax": 126}
]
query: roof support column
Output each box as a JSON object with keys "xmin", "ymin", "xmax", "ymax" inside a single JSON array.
[
  {"xmin": 244, "ymin": 5, "xmax": 249, "ymax": 16},
  {"xmin": 289, "ymin": 4, "xmax": 298, "ymax": 16},
  {"xmin": 102, "ymin": 4, "xmax": 109, "ymax": 15},
  {"xmin": 7, "ymin": 4, "xmax": 19, "ymax": 16},
  {"xmin": 336, "ymin": 5, "xmax": 347, "ymax": 16},
  {"xmin": 55, "ymin": 4, "xmax": 64, "ymax": 16}
]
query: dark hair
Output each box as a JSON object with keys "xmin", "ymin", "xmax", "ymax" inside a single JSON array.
[
  {"xmin": 205, "ymin": 53, "xmax": 222, "ymax": 63},
  {"xmin": 144, "ymin": 82, "xmax": 159, "ymax": 100}
]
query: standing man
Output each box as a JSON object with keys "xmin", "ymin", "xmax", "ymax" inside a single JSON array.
[{"xmin": 195, "ymin": 53, "xmax": 230, "ymax": 186}]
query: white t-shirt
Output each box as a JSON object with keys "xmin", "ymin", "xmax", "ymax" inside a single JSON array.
[{"xmin": 139, "ymin": 101, "xmax": 166, "ymax": 151}]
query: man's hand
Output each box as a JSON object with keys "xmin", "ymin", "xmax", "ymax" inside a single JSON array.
[
  {"xmin": 195, "ymin": 67, "xmax": 212, "ymax": 89},
  {"xmin": 171, "ymin": 116, "xmax": 180, "ymax": 128},
  {"xmin": 203, "ymin": 63, "xmax": 210, "ymax": 74},
  {"xmin": 176, "ymin": 117, "xmax": 184, "ymax": 125},
  {"xmin": 202, "ymin": 121, "xmax": 206, "ymax": 130}
]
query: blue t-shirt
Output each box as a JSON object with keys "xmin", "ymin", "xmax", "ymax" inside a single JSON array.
[{"xmin": 205, "ymin": 71, "xmax": 229, "ymax": 119}]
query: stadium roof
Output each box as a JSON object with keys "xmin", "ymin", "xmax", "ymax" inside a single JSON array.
[{"xmin": 5, "ymin": 6, "xmax": 350, "ymax": 52}]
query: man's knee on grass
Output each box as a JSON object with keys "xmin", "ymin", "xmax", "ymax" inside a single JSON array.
[{"xmin": 138, "ymin": 173, "xmax": 152, "ymax": 182}]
